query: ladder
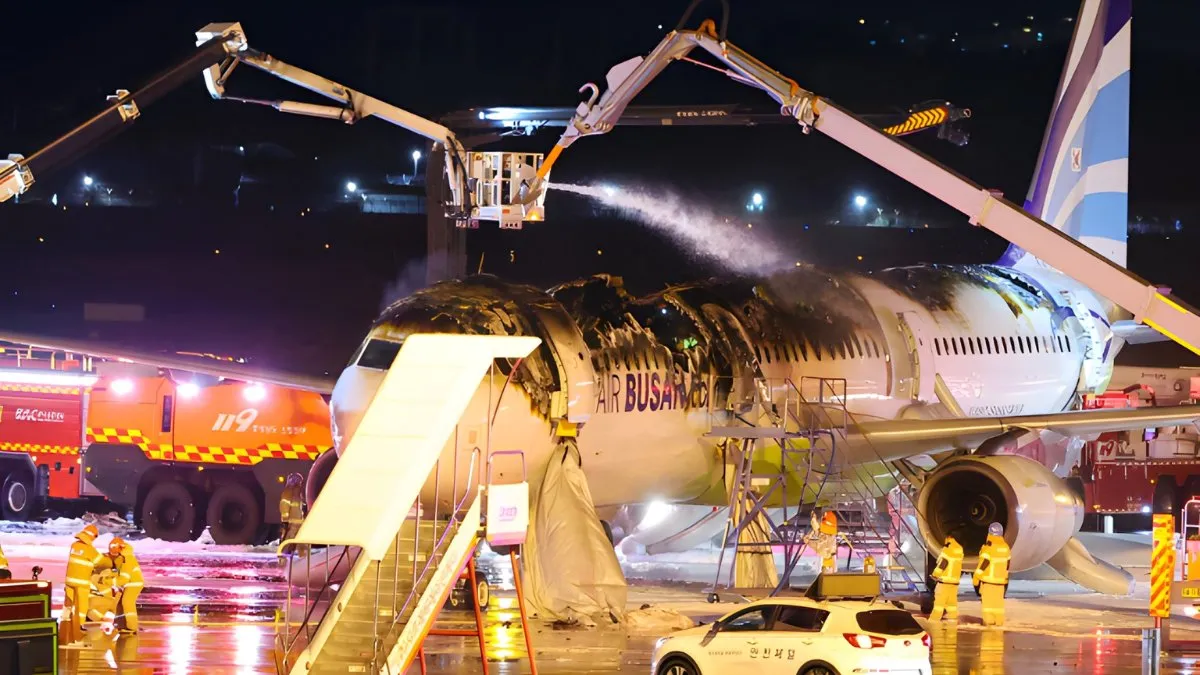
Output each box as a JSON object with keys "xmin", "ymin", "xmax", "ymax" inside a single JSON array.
[
  {"xmin": 274, "ymin": 333, "xmax": 541, "ymax": 675},
  {"xmin": 790, "ymin": 377, "xmax": 927, "ymax": 594},
  {"xmin": 704, "ymin": 376, "xmax": 928, "ymax": 598}
]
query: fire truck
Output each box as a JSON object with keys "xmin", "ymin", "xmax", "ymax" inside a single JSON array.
[
  {"xmin": 0, "ymin": 341, "xmax": 332, "ymax": 544},
  {"xmin": 1071, "ymin": 382, "xmax": 1200, "ymax": 518}
]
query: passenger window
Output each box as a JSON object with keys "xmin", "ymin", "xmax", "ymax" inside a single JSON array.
[
  {"xmin": 951, "ymin": 339, "xmax": 959, "ymax": 355},
  {"xmin": 1017, "ymin": 337, "xmax": 1025, "ymax": 354},
  {"xmin": 774, "ymin": 345, "xmax": 783, "ymax": 362},
  {"xmin": 871, "ymin": 339, "xmax": 881, "ymax": 358},
  {"xmin": 721, "ymin": 607, "xmax": 771, "ymax": 632},
  {"xmin": 836, "ymin": 342, "xmax": 847, "ymax": 360},
  {"xmin": 1065, "ymin": 336, "xmax": 1072, "ymax": 351},
  {"xmin": 993, "ymin": 337, "xmax": 1001, "ymax": 354},
  {"xmin": 852, "ymin": 335, "xmax": 864, "ymax": 358},
  {"xmin": 968, "ymin": 338, "xmax": 976, "ymax": 355},
  {"xmin": 934, "ymin": 340, "xmax": 942, "ymax": 356},
  {"xmin": 798, "ymin": 342, "xmax": 809, "ymax": 361},
  {"xmin": 959, "ymin": 337, "xmax": 967, "ymax": 355},
  {"xmin": 772, "ymin": 606, "xmax": 829, "ymax": 632},
  {"xmin": 984, "ymin": 338, "xmax": 992, "ymax": 355},
  {"xmin": 754, "ymin": 346, "xmax": 763, "ymax": 363},
  {"xmin": 1008, "ymin": 336, "xmax": 1016, "ymax": 353}
]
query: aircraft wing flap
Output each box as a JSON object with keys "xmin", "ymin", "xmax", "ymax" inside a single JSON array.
[
  {"xmin": 851, "ymin": 404, "xmax": 1200, "ymax": 460},
  {"xmin": 0, "ymin": 330, "xmax": 336, "ymax": 394}
]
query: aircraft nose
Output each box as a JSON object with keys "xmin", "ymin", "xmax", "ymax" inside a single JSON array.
[{"xmin": 329, "ymin": 365, "xmax": 386, "ymax": 455}]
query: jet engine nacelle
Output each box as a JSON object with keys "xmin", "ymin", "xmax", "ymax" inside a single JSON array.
[{"xmin": 916, "ymin": 454, "xmax": 1083, "ymax": 572}]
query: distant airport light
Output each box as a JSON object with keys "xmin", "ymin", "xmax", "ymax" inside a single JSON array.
[
  {"xmin": 110, "ymin": 378, "xmax": 134, "ymax": 395},
  {"xmin": 411, "ymin": 150, "xmax": 422, "ymax": 176},
  {"xmin": 854, "ymin": 194, "xmax": 868, "ymax": 209},
  {"xmin": 244, "ymin": 383, "xmax": 267, "ymax": 403},
  {"xmin": 177, "ymin": 382, "xmax": 200, "ymax": 399},
  {"xmin": 600, "ymin": 184, "xmax": 617, "ymax": 197},
  {"xmin": 747, "ymin": 191, "xmax": 765, "ymax": 212},
  {"xmin": 345, "ymin": 181, "xmax": 357, "ymax": 193},
  {"xmin": 82, "ymin": 175, "xmax": 94, "ymax": 187}
]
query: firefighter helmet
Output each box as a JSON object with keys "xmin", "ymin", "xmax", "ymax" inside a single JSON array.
[
  {"xmin": 987, "ymin": 522, "xmax": 1004, "ymax": 537},
  {"xmin": 108, "ymin": 536, "xmax": 126, "ymax": 557},
  {"xmin": 77, "ymin": 524, "xmax": 99, "ymax": 544},
  {"xmin": 286, "ymin": 473, "xmax": 304, "ymax": 488},
  {"xmin": 819, "ymin": 511, "xmax": 838, "ymax": 536}
]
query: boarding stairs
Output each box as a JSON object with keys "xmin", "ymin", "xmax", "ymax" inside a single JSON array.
[
  {"xmin": 275, "ymin": 333, "xmax": 541, "ymax": 675},
  {"xmin": 704, "ymin": 376, "xmax": 927, "ymax": 598}
]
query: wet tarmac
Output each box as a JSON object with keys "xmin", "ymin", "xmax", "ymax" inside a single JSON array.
[{"xmin": 5, "ymin": 535, "xmax": 1199, "ymax": 673}]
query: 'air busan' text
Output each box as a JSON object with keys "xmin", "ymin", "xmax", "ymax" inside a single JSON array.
[{"xmin": 596, "ymin": 370, "xmax": 710, "ymax": 413}]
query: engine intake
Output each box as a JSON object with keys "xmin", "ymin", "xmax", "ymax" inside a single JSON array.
[{"xmin": 916, "ymin": 454, "xmax": 1083, "ymax": 572}]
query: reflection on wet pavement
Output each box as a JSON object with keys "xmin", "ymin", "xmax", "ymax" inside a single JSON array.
[{"xmin": 45, "ymin": 549, "xmax": 1200, "ymax": 674}]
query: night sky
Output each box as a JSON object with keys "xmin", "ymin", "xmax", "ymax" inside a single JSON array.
[{"xmin": 1, "ymin": 1, "xmax": 1198, "ymax": 374}]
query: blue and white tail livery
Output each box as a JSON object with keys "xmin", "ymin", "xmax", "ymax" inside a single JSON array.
[{"xmin": 998, "ymin": 0, "xmax": 1132, "ymax": 270}]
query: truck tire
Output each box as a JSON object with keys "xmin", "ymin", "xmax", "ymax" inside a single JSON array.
[
  {"xmin": 142, "ymin": 482, "xmax": 199, "ymax": 542},
  {"xmin": 206, "ymin": 483, "xmax": 263, "ymax": 545},
  {"xmin": 1, "ymin": 472, "xmax": 34, "ymax": 521}
]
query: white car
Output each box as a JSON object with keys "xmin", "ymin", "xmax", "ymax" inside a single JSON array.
[{"xmin": 651, "ymin": 597, "xmax": 931, "ymax": 675}]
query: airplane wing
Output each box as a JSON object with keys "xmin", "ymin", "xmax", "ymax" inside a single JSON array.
[
  {"xmin": 0, "ymin": 330, "xmax": 336, "ymax": 394},
  {"xmin": 851, "ymin": 404, "xmax": 1200, "ymax": 461}
]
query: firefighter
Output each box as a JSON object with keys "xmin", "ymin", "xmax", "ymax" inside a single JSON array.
[
  {"xmin": 803, "ymin": 510, "xmax": 844, "ymax": 573},
  {"xmin": 280, "ymin": 473, "xmax": 306, "ymax": 542},
  {"xmin": 928, "ymin": 535, "xmax": 964, "ymax": 622},
  {"xmin": 109, "ymin": 537, "xmax": 144, "ymax": 633},
  {"xmin": 63, "ymin": 524, "xmax": 104, "ymax": 645},
  {"xmin": 0, "ymin": 539, "xmax": 9, "ymax": 579},
  {"xmin": 973, "ymin": 522, "xmax": 1011, "ymax": 627}
]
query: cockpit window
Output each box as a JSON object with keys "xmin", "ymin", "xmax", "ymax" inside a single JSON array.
[{"xmin": 356, "ymin": 339, "xmax": 403, "ymax": 370}]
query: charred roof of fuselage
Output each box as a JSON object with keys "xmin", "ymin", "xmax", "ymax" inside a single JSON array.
[
  {"xmin": 647, "ymin": 267, "xmax": 886, "ymax": 360},
  {"xmin": 872, "ymin": 264, "xmax": 1054, "ymax": 320},
  {"xmin": 371, "ymin": 274, "xmax": 564, "ymax": 417}
]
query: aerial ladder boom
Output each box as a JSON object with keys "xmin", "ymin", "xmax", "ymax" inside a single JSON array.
[
  {"xmin": 1, "ymin": 23, "xmax": 546, "ymax": 226},
  {"xmin": 193, "ymin": 22, "xmax": 545, "ymax": 226},
  {"xmin": 522, "ymin": 18, "xmax": 1200, "ymax": 358}
]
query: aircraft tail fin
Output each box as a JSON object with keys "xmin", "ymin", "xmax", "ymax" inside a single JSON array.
[{"xmin": 998, "ymin": 0, "xmax": 1131, "ymax": 269}]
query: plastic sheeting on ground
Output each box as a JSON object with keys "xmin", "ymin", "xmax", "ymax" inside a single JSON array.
[
  {"xmin": 624, "ymin": 607, "xmax": 695, "ymax": 635},
  {"xmin": 727, "ymin": 464, "xmax": 779, "ymax": 590},
  {"xmin": 524, "ymin": 439, "xmax": 628, "ymax": 623}
]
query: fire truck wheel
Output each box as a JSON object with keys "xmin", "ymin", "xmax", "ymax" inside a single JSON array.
[
  {"xmin": 142, "ymin": 481, "xmax": 199, "ymax": 542},
  {"xmin": 206, "ymin": 483, "xmax": 263, "ymax": 545},
  {"xmin": 1, "ymin": 472, "xmax": 34, "ymax": 521}
]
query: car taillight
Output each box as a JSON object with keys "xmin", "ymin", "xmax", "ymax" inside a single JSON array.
[
  {"xmin": 843, "ymin": 633, "xmax": 887, "ymax": 649},
  {"xmin": 921, "ymin": 633, "xmax": 931, "ymax": 648}
]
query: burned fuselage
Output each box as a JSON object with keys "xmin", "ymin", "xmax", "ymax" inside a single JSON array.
[{"xmin": 327, "ymin": 261, "xmax": 1100, "ymax": 510}]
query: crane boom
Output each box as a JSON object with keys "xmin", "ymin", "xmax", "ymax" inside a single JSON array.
[
  {"xmin": 2, "ymin": 23, "xmax": 547, "ymax": 227},
  {"xmin": 523, "ymin": 20, "xmax": 1200, "ymax": 357}
]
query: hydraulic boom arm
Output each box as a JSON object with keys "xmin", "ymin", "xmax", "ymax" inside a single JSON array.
[
  {"xmin": 2, "ymin": 23, "xmax": 545, "ymax": 226},
  {"xmin": 525, "ymin": 19, "xmax": 1200, "ymax": 357}
]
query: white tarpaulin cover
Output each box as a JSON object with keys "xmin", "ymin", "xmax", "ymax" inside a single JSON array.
[{"xmin": 525, "ymin": 440, "xmax": 627, "ymax": 623}]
